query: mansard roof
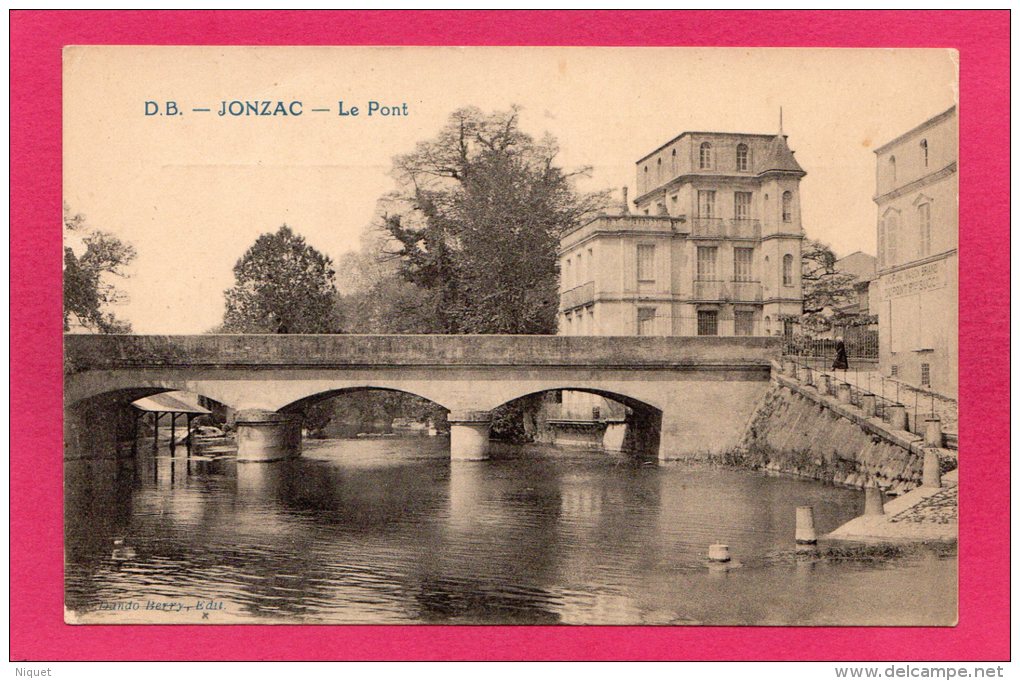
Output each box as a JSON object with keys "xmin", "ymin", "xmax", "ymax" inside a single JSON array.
[{"xmin": 757, "ymin": 134, "xmax": 806, "ymax": 176}]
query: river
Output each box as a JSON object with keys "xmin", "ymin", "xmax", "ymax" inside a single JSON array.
[{"xmin": 65, "ymin": 436, "xmax": 956, "ymax": 625}]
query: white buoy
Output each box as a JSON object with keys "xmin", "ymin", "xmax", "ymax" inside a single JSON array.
[
  {"xmin": 708, "ymin": 543, "xmax": 731, "ymax": 562},
  {"xmin": 795, "ymin": 506, "xmax": 817, "ymax": 545}
]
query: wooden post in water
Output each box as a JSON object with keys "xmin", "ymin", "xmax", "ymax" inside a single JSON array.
[
  {"xmin": 152, "ymin": 412, "xmax": 159, "ymax": 452},
  {"xmin": 131, "ymin": 410, "xmax": 139, "ymax": 457},
  {"xmin": 186, "ymin": 414, "xmax": 193, "ymax": 458},
  {"xmin": 169, "ymin": 412, "xmax": 177, "ymax": 455}
]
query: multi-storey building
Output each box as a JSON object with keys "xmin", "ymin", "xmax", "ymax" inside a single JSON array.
[
  {"xmin": 548, "ymin": 127, "xmax": 806, "ymax": 448},
  {"xmin": 872, "ymin": 106, "xmax": 958, "ymax": 397},
  {"xmin": 559, "ymin": 128, "xmax": 805, "ymax": 339}
]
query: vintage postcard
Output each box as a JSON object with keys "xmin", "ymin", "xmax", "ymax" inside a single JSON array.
[{"xmin": 58, "ymin": 45, "xmax": 965, "ymax": 629}]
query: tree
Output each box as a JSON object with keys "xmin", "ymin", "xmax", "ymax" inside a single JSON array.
[
  {"xmin": 221, "ymin": 225, "xmax": 339, "ymax": 333},
  {"xmin": 379, "ymin": 106, "xmax": 608, "ymax": 334},
  {"xmin": 63, "ymin": 204, "xmax": 136, "ymax": 333},
  {"xmin": 795, "ymin": 239, "xmax": 871, "ymax": 336},
  {"xmin": 801, "ymin": 239, "xmax": 857, "ymax": 314}
]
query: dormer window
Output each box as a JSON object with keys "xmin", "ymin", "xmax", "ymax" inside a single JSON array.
[
  {"xmin": 699, "ymin": 142, "xmax": 713, "ymax": 170},
  {"xmin": 736, "ymin": 143, "xmax": 749, "ymax": 171}
]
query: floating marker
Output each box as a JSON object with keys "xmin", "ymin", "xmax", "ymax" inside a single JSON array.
[{"xmin": 708, "ymin": 543, "xmax": 731, "ymax": 562}]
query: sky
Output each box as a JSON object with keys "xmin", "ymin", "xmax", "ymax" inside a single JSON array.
[{"xmin": 64, "ymin": 46, "xmax": 958, "ymax": 334}]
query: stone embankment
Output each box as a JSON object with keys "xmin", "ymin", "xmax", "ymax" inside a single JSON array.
[
  {"xmin": 733, "ymin": 361, "xmax": 957, "ymax": 497},
  {"xmin": 827, "ymin": 470, "xmax": 958, "ymax": 542}
]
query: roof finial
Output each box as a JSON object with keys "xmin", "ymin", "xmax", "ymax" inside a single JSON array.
[{"xmin": 779, "ymin": 106, "xmax": 784, "ymax": 135}]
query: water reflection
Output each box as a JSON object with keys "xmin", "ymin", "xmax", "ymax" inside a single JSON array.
[{"xmin": 65, "ymin": 438, "xmax": 957, "ymax": 625}]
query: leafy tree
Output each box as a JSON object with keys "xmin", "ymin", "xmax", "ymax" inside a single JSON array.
[
  {"xmin": 63, "ymin": 204, "xmax": 136, "ymax": 333},
  {"xmin": 795, "ymin": 239, "xmax": 871, "ymax": 335},
  {"xmin": 379, "ymin": 106, "xmax": 608, "ymax": 334},
  {"xmin": 801, "ymin": 239, "xmax": 857, "ymax": 314},
  {"xmin": 221, "ymin": 225, "xmax": 339, "ymax": 333}
]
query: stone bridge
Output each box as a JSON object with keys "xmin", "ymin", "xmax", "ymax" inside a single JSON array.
[{"xmin": 64, "ymin": 334, "xmax": 780, "ymax": 462}]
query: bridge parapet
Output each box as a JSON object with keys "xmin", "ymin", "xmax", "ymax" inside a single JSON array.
[{"xmin": 64, "ymin": 334, "xmax": 781, "ymax": 372}]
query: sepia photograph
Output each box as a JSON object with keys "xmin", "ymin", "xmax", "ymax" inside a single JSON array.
[{"xmin": 59, "ymin": 45, "xmax": 962, "ymax": 627}]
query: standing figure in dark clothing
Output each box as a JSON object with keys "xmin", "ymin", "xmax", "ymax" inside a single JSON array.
[{"xmin": 832, "ymin": 337, "xmax": 849, "ymax": 370}]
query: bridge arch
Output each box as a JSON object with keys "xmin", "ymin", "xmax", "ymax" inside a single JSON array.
[
  {"xmin": 277, "ymin": 386, "xmax": 452, "ymax": 415},
  {"xmin": 490, "ymin": 386, "xmax": 663, "ymax": 415},
  {"xmin": 64, "ymin": 374, "xmax": 244, "ymax": 412},
  {"xmin": 493, "ymin": 387, "xmax": 664, "ymax": 456},
  {"xmin": 64, "ymin": 387, "xmax": 234, "ymax": 460}
]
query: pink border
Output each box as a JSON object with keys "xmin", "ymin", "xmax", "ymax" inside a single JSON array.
[{"xmin": 11, "ymin": 10, "xmax": 1009, "ymax": 661}]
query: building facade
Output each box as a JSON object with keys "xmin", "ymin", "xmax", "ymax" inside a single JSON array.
[
  {"xmin": 559, "ymin": 129, "xmax": 805, "ymax": 339},
  {"xmin": 549, "ymin": 128, "xmax": 806, "ymax": 446},
  {"xmin": 872, "ymin": 107, "xmax": 958, "ymax": 397}
]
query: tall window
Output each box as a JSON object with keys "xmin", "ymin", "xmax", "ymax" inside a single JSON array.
[
  {"xmin": 886, "ymin": 211, "xmax": 899, "ymax": 265},
  {"xmin": 734, "ymin": 310, "xmax": 755, "ymax": 336},
  {"xmin": 565, "ymin": 257, "xmax": 572, "ymax": 288},
  {"xmin": 889, "ymin": 156, "xmax": 897, "ymax": 183},
  {"xmin": 575, "ymin": 251, "xmax": 583, "ymax": 283},
  {"xmin": 697, "ymin": 190, "xmax": 716, "ymax": 218},
  {"xmin": 637, "ymin": 244, "xmax": 655, "ymax": 282},
  {"xmin": 734, "ymin": 191, "xmax": 752, "ymax": 220},
  {"xmin": 637, "ymin": 308, "xmax": 656, "ymax": 336},
  {"xmin": 697, "ymin": 310, "xmax": 718, "ymax": 336},
  {"xmin": 878, "ymin": 219, "xmax": 887, "ymax": 268},
  {"xmin": 587, "ymin": 247, "xmax": 594, "ymax": 280},
  {"xmin": 733, "ymin": 247, "xmax": 754, "ymax": 282},
  {"xmin": 736, "ymin": 143, "xmax": 749, "ymax": 171},
  {"xmin": 921, "ymin": 363, "xmax": 931, "ymax": 387},
  {"xmin": 918, "ymin": 202, "xmax": 932, "ymax": 257},
  {"xmin": 782, "ymin": 254, "xmax": 794, "ymax": 287},
  {"xmin": 696, "ymin": 246, "xmax": 718, "ymax": 280},
  {"xmin": 920, "ymin": 139, "xmax": 928, "ymax": 167},
  {"xmin": 782, "ymin": 191, "xmax": 793, "ymax": 222},
  {"xmin": 699, "ymin": 142, "xmax": 713, "ymax": 169}
]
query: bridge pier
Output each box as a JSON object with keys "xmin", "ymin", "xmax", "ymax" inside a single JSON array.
[
  {"xmin": 448, "ymin": 410, "xmax": 492, "ymax": 461},
  {"xmin": 235, "ymin": 410, "xmax": 302, "ymax": 462}
]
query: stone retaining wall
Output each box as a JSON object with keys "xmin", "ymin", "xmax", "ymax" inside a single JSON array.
[{"xmin": 732, "ymin": 369, "xmax": 955, "ymax": 495}]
